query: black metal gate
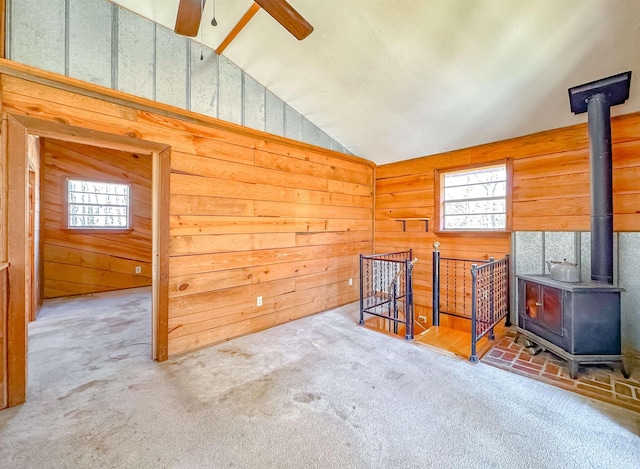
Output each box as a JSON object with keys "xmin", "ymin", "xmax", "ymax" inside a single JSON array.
[
  {"xmin": 359, "ymin": 251, "xmax": 417, "ymax": 340},
  {"xmin": 432, "ymin": 243, "xmax": 510, "ymax": 362},
  {"xmin": 470, "ymin": 256, "xmax": 510, "ymax": 362}
]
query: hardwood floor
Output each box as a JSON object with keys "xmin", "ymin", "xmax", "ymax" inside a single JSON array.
[
  {"xmin": 413, "ymin": 320, "xmax": 507, "ymax": 361},
  {"xmin": 363, "ymin": 314, "xmax": 509, "ymax": 362}
]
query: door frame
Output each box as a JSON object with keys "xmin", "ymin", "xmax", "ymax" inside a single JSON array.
[{"xmin": 4, "ymin": 114, "xmax": 170, "ymax": 408}]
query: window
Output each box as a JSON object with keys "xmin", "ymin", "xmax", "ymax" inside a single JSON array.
[
  {"xmin": 439, "ymin": 163, "xmax": 508, "ymax": 231},
  {"xmin": 67, "ymin": 179, "xmax": 130, "ymax": 229}
]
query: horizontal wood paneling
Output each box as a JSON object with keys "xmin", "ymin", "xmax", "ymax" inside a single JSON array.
[
  {"xmin": 42, "ymin": 139, "xmax": 153, "ymax": 298},
  {"xmin": 375, "ymin": 112, "xmax": 640, "ymax": 325},
  {"xmin": 169, "ymin": 215, "xmax": 371, "ymax": 236},
  {"xmin": 0, "ymin": 64, "xmax": 373, "ymax": 357},
  {"xmin": 167, "ymin": 140, "xmax": 371, "ymax": 353}
]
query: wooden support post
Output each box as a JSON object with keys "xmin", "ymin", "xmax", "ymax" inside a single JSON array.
[{"xmin": 6, "ymin": 116, "xmax": 28, "ymax": 407}]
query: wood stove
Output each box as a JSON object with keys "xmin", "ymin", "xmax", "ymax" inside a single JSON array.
[
  {"xmin": 515, "ymin": 71, "xmax": 631, "ymax": 379},
  {"xmin": 517, "ymin": 274, "xmax": 624, "ymax": 378}
]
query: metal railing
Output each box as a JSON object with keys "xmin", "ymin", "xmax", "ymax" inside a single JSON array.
[
  {"xmin": 470, "ymin": 255, "xmax": 510, "ymax": 363},
  {"xmin": 359, "ymin": 251, "xmax": 417, "ymax": 340},
  {"xmin": 432, "ymin": 243, "xmax": 510, "ymax": 363}
]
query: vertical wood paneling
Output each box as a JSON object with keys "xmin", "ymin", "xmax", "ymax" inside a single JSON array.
[{"xmin": 41, "ymin": 139, "xmax": 153, "ymax": 298}]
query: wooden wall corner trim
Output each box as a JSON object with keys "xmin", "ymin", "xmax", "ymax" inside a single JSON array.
[
  {"xmin": 1, "ymin": 114, "xmax": 8, "ymax": 262},
  {"xmin": 505, "ymin": 158, "xmax": 514, "ymax": 232},
  {"xmin": 372, "ymin": 165, "xmax": 377, "ymax": 254},
  {"xmin": 433, "ymin": 168, "xmax": 441, "ymax": 232},
  {"xmin": 6, "ymin": 115, "xmax": 28, "ymax": 407},
  {"xmin": 153, "ymin": 148, "xmax": 170, "ymax": 362}
]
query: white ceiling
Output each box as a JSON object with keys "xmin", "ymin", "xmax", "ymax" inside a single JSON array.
[{"xmin": 111, "ymin": 0, "xmax": 640, "ymax": 165}]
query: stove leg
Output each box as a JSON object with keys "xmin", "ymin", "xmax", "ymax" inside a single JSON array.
[
  {"xmin": 620, "ymin": 361, "xmax": 630, "ymax": 379},
  {"xmin": 568, "ymin": 360, "xmax": 579, "ymax": 379}
]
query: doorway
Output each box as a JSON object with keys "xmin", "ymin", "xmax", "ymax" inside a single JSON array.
[
  {"xmin": 39, "ymin": 139, "xmax": 154, "ymax": 300},
  {"xmin": 4, "ymin": 115, "xmax": 170, "ymax": 408}
]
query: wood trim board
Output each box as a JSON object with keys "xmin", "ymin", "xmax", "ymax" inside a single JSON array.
[
  {"xmin": 6, "ymin": 115, "xmax": 28, "ymax": 407},
  {"xmin": 216, "ymin": 3, "xmax": 261, "ymax": 55},
  {"xmin": 153, "ymin": 148, "xmax": 171, "ymax": 361}
]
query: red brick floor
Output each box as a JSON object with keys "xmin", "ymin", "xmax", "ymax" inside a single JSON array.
[{"xmin": 482, "ymin": 329, "xmax": 640, "ymax": 414}]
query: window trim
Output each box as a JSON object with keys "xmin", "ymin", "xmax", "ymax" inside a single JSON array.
[
  {"xmin": 434, "ymin": 159, "xmax": 512, "ymax": 235},
  {"xmin": 65, "ymin": 178, "xmax": 133, "ymax": 233}
]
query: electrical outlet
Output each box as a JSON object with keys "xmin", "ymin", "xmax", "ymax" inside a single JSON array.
[
  {"xmin": 418, "ymin": 315, "xmax": 427, "ymax": 323},
  {"xmin": 256, "ymin": 296, "xmax": 262, "ymax": 307},
  {"xmin": 135, "ymin": 266, "xmax": 142, "ymax": 274},
  {"xmin": 349, "ymin": 278, "xmax": 353, "ymax": 286}
]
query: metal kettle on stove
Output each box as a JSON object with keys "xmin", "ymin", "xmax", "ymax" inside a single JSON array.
[{"xmin": 546, "ymin": 259, "xmax": 580, "ymax": 283}]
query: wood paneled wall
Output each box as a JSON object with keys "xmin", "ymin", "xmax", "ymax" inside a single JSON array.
[
  {"xmin": 375, "ymin": 113, "xmax": 640, "ymax": 326},
  {"xmin": 41, "ymin": 139, "xmax": 153, "ymax": 298},
  {"xmin": 0, "ymin": 61, "xmax": 374, "ymax": 357},
  {"xmin": 167, "ymin": 141, "xmax": 372, "ymax": 354}
]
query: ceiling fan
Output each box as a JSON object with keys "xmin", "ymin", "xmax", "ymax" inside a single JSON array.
[{"xmin": 174, "ymin": 0, "xmax": 313, "ymax": 40}]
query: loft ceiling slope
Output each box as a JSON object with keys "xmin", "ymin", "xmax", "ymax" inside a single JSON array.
[{"xmin": 112, "ymin": 1, "xmax": 640, "ymax": 165}]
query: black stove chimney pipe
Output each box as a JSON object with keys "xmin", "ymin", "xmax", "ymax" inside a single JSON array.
[
  {"xmin": 568, "ymin": 71, "xmax": 632, "ymax": 284},
  {"xmin": 587, "ymin": 93, "xmax": 613, "ymax": 284}
]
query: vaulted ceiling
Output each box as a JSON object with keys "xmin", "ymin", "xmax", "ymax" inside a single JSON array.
[{"xmin": 110, "ymin": 0, "xmax": 640, "ymax": 165}]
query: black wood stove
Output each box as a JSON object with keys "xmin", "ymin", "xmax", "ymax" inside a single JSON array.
[
  {"xmin": 516, "ymin": 71, "xmax": 631, "ymax": 379},
  {"xmin": 517, "ymin": 274, "xmax": 624, "ymax": 378}
]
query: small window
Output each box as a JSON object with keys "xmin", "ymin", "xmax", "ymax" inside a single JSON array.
[
  {"xmin": 439, "ymin": 164, "xmax": 507, "ymax": 231},
  {"xmin": 67, "ymin": 179, "xmax": 130, "ymax": 229}
]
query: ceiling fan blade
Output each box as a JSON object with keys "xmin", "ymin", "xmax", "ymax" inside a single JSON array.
[
  {"xmin": 175, "ymin": 0, "xmax": 205, "ymax": 37},
  {"xmin": 254, "ymin": 0, "xmax": 313, "ymax": 40}
]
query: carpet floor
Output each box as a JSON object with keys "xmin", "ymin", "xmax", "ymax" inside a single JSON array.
[{"xmin": 0, "ymin": 288, "xmax": 638, "ymax": 468}]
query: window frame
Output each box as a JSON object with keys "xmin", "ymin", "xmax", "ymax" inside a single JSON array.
[
  {"xmin": 65, "ymin": 178, "xmax": 133, "ymax": 233},
  {"xmin": 434, "ymin": 159, "xmax": 512, "ymax": 235}
]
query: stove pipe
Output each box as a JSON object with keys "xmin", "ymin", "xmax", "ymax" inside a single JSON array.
[{"xmin": 568, "ymin": 71, "xmax": 632, "ymax": 284}]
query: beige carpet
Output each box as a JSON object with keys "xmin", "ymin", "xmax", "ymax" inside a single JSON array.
[{"xmin": 0, "ymin": 287, "xmax": 638, "ymax": 468}]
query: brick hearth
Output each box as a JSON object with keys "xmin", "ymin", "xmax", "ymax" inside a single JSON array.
[{"xmin": 483, "ymin": 330, "xmax": 640, "ymax": 413}]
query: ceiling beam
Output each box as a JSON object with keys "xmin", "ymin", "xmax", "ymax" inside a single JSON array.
[{"xmin": 215, "ymin": 3, "xmax": 261, "ymax": 55}]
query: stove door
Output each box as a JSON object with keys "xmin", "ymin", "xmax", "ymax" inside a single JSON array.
[{"xmin": 540, "ymin": 286, "xmax": 563, "ymax": 336}]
